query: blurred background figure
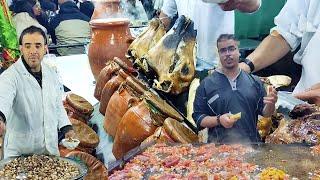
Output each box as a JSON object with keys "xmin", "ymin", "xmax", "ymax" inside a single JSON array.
[
  {"xmin": 49, "ymin": 0, "xmax": 90, "ymax": 56},
  {"xmin": 10, "ymin": 0, "xmax": 48, "ymax": 38}
]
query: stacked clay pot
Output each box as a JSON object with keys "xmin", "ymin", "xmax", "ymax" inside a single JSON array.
[
  {"xmin": 63, "ymin": 93, "xmax": 94, "ymax": 124},
  {"xmin": 69, "ymin": 118, "xmax": 100, "ymax": 154},
  {"xmin": 65, "ymin": 151, "xmax": 108, "ymax": 180}
]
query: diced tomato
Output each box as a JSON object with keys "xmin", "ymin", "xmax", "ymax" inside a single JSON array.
[{"xmin": 163, "ymin": 156, "xmax": 180, "ymax": 168}]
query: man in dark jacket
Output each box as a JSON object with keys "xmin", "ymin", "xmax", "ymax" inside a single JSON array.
[
  {"xmin": 49, "ymin": 0, "xmax": 90, "ymax": 56},
  {"xmin": 193, "ymin": 34, "xmax": 278, "ymax": 143}
]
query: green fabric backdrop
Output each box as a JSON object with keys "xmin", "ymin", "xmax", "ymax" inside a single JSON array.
[{"xmin": 235, "ymin": 0, "xmax": 287, "ymax": 39}]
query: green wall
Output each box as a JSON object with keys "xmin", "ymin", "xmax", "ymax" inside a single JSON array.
[{"xmin": 235, "ymin": 0, "xmax": 287, "ymax": 39}]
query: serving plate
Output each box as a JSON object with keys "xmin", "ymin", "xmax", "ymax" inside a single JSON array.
[{"xmin": 0, "ymin": 155, "xmax": 87, "ymax": 180}]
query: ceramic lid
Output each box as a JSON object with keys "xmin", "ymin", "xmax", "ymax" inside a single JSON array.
[
  {"xmin": 66, "ymin": 93, "xmax": 94, "ymax": 115},
  {"xmin": 163, "ymin": 117, "xmax": 198, "ymax": 143},
  {"xmin": 90, "ymin": 18, "xmax": 130, "ymax": 27}
]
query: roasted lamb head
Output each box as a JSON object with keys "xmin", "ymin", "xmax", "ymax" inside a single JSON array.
[
  {"xmin": 128, "ymin": 18, "xmax": 165, "ymax": 64},
  {"xmin": 140, "ymin": 15, "xmax": 197, "ymax": 94}
]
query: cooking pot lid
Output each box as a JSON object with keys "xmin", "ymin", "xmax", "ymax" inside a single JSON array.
[
  {"xmin": 66, "ymin": 93, "xmax": 94, "ymax": 115},
  {"xmin": 163, "ymin": 117, "xmax": 198, "ymax": 143}
]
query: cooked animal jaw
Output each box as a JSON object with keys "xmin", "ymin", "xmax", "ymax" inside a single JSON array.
[{"xmin": 141, "ymin": 15, "xmax": 197, "ymax": 94}]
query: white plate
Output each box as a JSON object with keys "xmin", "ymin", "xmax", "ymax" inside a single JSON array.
[{"xmin": 202, "ymin": 0, "xmax": 229, "ymax": 3}]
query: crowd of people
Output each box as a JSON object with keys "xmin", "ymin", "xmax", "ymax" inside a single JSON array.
[{"xmin": 8, "ymin": 0, "xmax": 93, "ymax": 56}]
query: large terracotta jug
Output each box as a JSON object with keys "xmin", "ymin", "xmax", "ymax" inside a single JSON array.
[
  {"xmin": 112, "ymin": 100, "xmax": 159, "ymax": 159},
  {"xmin": 91, "ymin": 0, "xmax": 121, "ymax": 20},
  {"xmin": 103, "ymin": 76, "xmax": 146, "ymax": 137},
  {"xmin": 88, "ymin": 18, "xmax": 133, "ymax": 80}
]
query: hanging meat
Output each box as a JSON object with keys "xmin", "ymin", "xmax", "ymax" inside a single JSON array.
[
  {"xmin": 138, "ymin": 15, "xmax": 197, "ymax": 94},
  {"xmin": 127, "ymin": 18, "xmax": 166, "ymax": 63}
]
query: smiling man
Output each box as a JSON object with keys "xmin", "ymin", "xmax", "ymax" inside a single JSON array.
[
  {"xmin": 193, "ymin": 34, "xmax": 278, "ymax": 143},
  {"xmin": 0, "ymin": 26, "xmax": 74, "ymax": 158}
]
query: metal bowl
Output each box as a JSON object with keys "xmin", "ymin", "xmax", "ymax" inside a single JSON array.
[{"xmin": 0, "ymin": 155, "xmax": 87, "ymax": 180}]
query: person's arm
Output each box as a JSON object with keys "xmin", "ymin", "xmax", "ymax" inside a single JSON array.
[
  {"xmin": 240, "ymin": 32, "xmax": 291, "ymax": 73},
  {"xmin": 219, "ymin": 0, "xmax": 261, "ymax": 13},
  {"xmin": 159, "ymin": 11, "xmax": 172, "ymax": 30},
  {"xmin": 200, "ymin": 114, "xmax": 236, "ymax": 128},
  {"xmin": 294, "ymin": 83, "xmax": 320, "ymax": 105},
  {"xmin": 192, "ymin": 82, "xmax": 237, "ymax": 129},
  {"xmin": 54, "ymin": 71, "xmax": 74, "ymax": 138},
  {"xmin": 0, "ymin": 70, "xmax": 17, "ymax": 136},
  {"xmin": 159, "ymin": 0, "xmax": 177, "ymax": 30},
  {"xmin": 0, "ymin": 113, "xmax": 6, "ymax": 136}
]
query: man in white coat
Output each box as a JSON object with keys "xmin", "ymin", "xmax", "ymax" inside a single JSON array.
[
  {"xmin": 240, "ymin": 0, "xmax": 320, "ymax": 98},
  {"xmin": 0, "ymin": 26, "xmax": 75, "ymax": 159}
]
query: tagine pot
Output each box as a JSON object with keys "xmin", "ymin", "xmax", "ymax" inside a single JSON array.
[{"xmin": 88, "ymin": 18, "xmax": 133, "ymax": 80}]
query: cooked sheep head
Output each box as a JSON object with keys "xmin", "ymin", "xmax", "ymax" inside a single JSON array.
[
  {"xmin": 141, "ymin": 15, "xmax": 197, "ymax": 94},
  {"xmin": 127, "ymin": 18, "xmax": 166, "ymax": 70}
]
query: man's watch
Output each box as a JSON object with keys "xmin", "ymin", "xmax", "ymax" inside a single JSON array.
[
  {"xmin": 242, "ymin": 58, "xmax": 255, "ymax": 73},
  {"xmin": 216, "ymin": 115, "xmax": 221, "ymax": 125}
]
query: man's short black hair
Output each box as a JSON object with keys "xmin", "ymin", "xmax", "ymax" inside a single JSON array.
[
  {"xmin": 217, "ymin": 34, "xmax": 238, "ymax": 44},
  {"xmin": 19, "ymin": 26, "xmax": 48, "ymax": 45}
]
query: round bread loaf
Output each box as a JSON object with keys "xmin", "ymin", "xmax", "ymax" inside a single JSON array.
[{"xmin": 70, "ymin": 118, "xmax": 99, "ymax": 148}]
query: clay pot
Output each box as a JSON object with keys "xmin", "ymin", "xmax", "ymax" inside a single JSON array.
[
  {"xmin": 112, "ymin": 100, "xmax": 159, "ymax": 159},
  {"xmin": 99, "ymin": 69, "xmax": 129, "ymax": 115},
  {"xmin": 91, "ymin": 0, "xmax": 121, "ymax": 20},
  {"xmin": 162, "ymin": 117, "xmax": 198, "ymax": 143},
  {"xmin": 69, "ymin": 118, "xmax": 100, "ymax": 149},
  {"xmin": 103, "ymin": 77, "xmax": 144, "ymax": 137},
  {"xmin": 65, "ymin": 151, "xmax": 108, "ymax": 180},
  {"xmin": 142, "ymin": 118, "xmax": 198, "ymax": 145},
  {"xmin": 94, "ymin": 60, "xmax": 120, "ymax": 101},
  {"xmin": 141, "ymin": 127, "xmax": 175, "ymax": 146},
  {"xmin": 88, "ymin": 18, "xmax": 133, "ymax": 80},
  {"xmin": 63, "ymin": 93, "xmax": 94, "ymax": 124}
]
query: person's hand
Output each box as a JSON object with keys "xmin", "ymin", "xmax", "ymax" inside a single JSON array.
[
  {"xmin": 219, "ymin": 0, "xmax": 260, "ymax": 13},
  {"xmin": 219, "ymin": 113, "xmax": 237, "ymax": 128},
  {"xmin": 294, "ymin": 83, "xmax": 320, "ymax": 105},
  {"xmin": 218, "ymin": 0, "xmax": 238, "ymax": 11},
  {"xmin": 239, "ymin": 62, "xmax": 251, "ymax": 73},
  {"xmin": 0, "ymin": 121, "xmax": 6, "ymax": 136},
  {"xmin": 65, "ymin": 130, "xmax": 76, "ymax": 139},
  {"xmin": 264, "ymin": 85, "xmax": 278, "ymax": 106}
]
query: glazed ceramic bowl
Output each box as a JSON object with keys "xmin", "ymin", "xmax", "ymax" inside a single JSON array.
[{"xmin": 61, "ymin": 138, "xmax": 80, "ymax": 150}]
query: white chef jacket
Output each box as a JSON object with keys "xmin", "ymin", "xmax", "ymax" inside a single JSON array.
[
  {"xmin": 162, "ymin": 0, "xmax": 234, "ymax": 71},
  {"xmin": 0, "ymin": 58, "xmax": 71, "ymax": 158},
  {"xmin": 271, "ymin": 0, "xmax": 320, "ymax": 93}
]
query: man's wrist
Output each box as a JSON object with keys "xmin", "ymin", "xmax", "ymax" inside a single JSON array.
[
  {"xmin": 242, "ymin": 58, "xmax": 255, "ymax": 72},
  {"xmin": 216, "ymin": 115, "xmax": 221, "ymax": 126}
]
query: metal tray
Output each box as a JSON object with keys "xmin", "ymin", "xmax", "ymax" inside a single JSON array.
[
  {"xmin": 0, "ymin": 156, "xmax": 88, "ymax": 180},
  {"xmin": 108, "ymin": 142, "xmax": 319, "ymax": 179}
]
